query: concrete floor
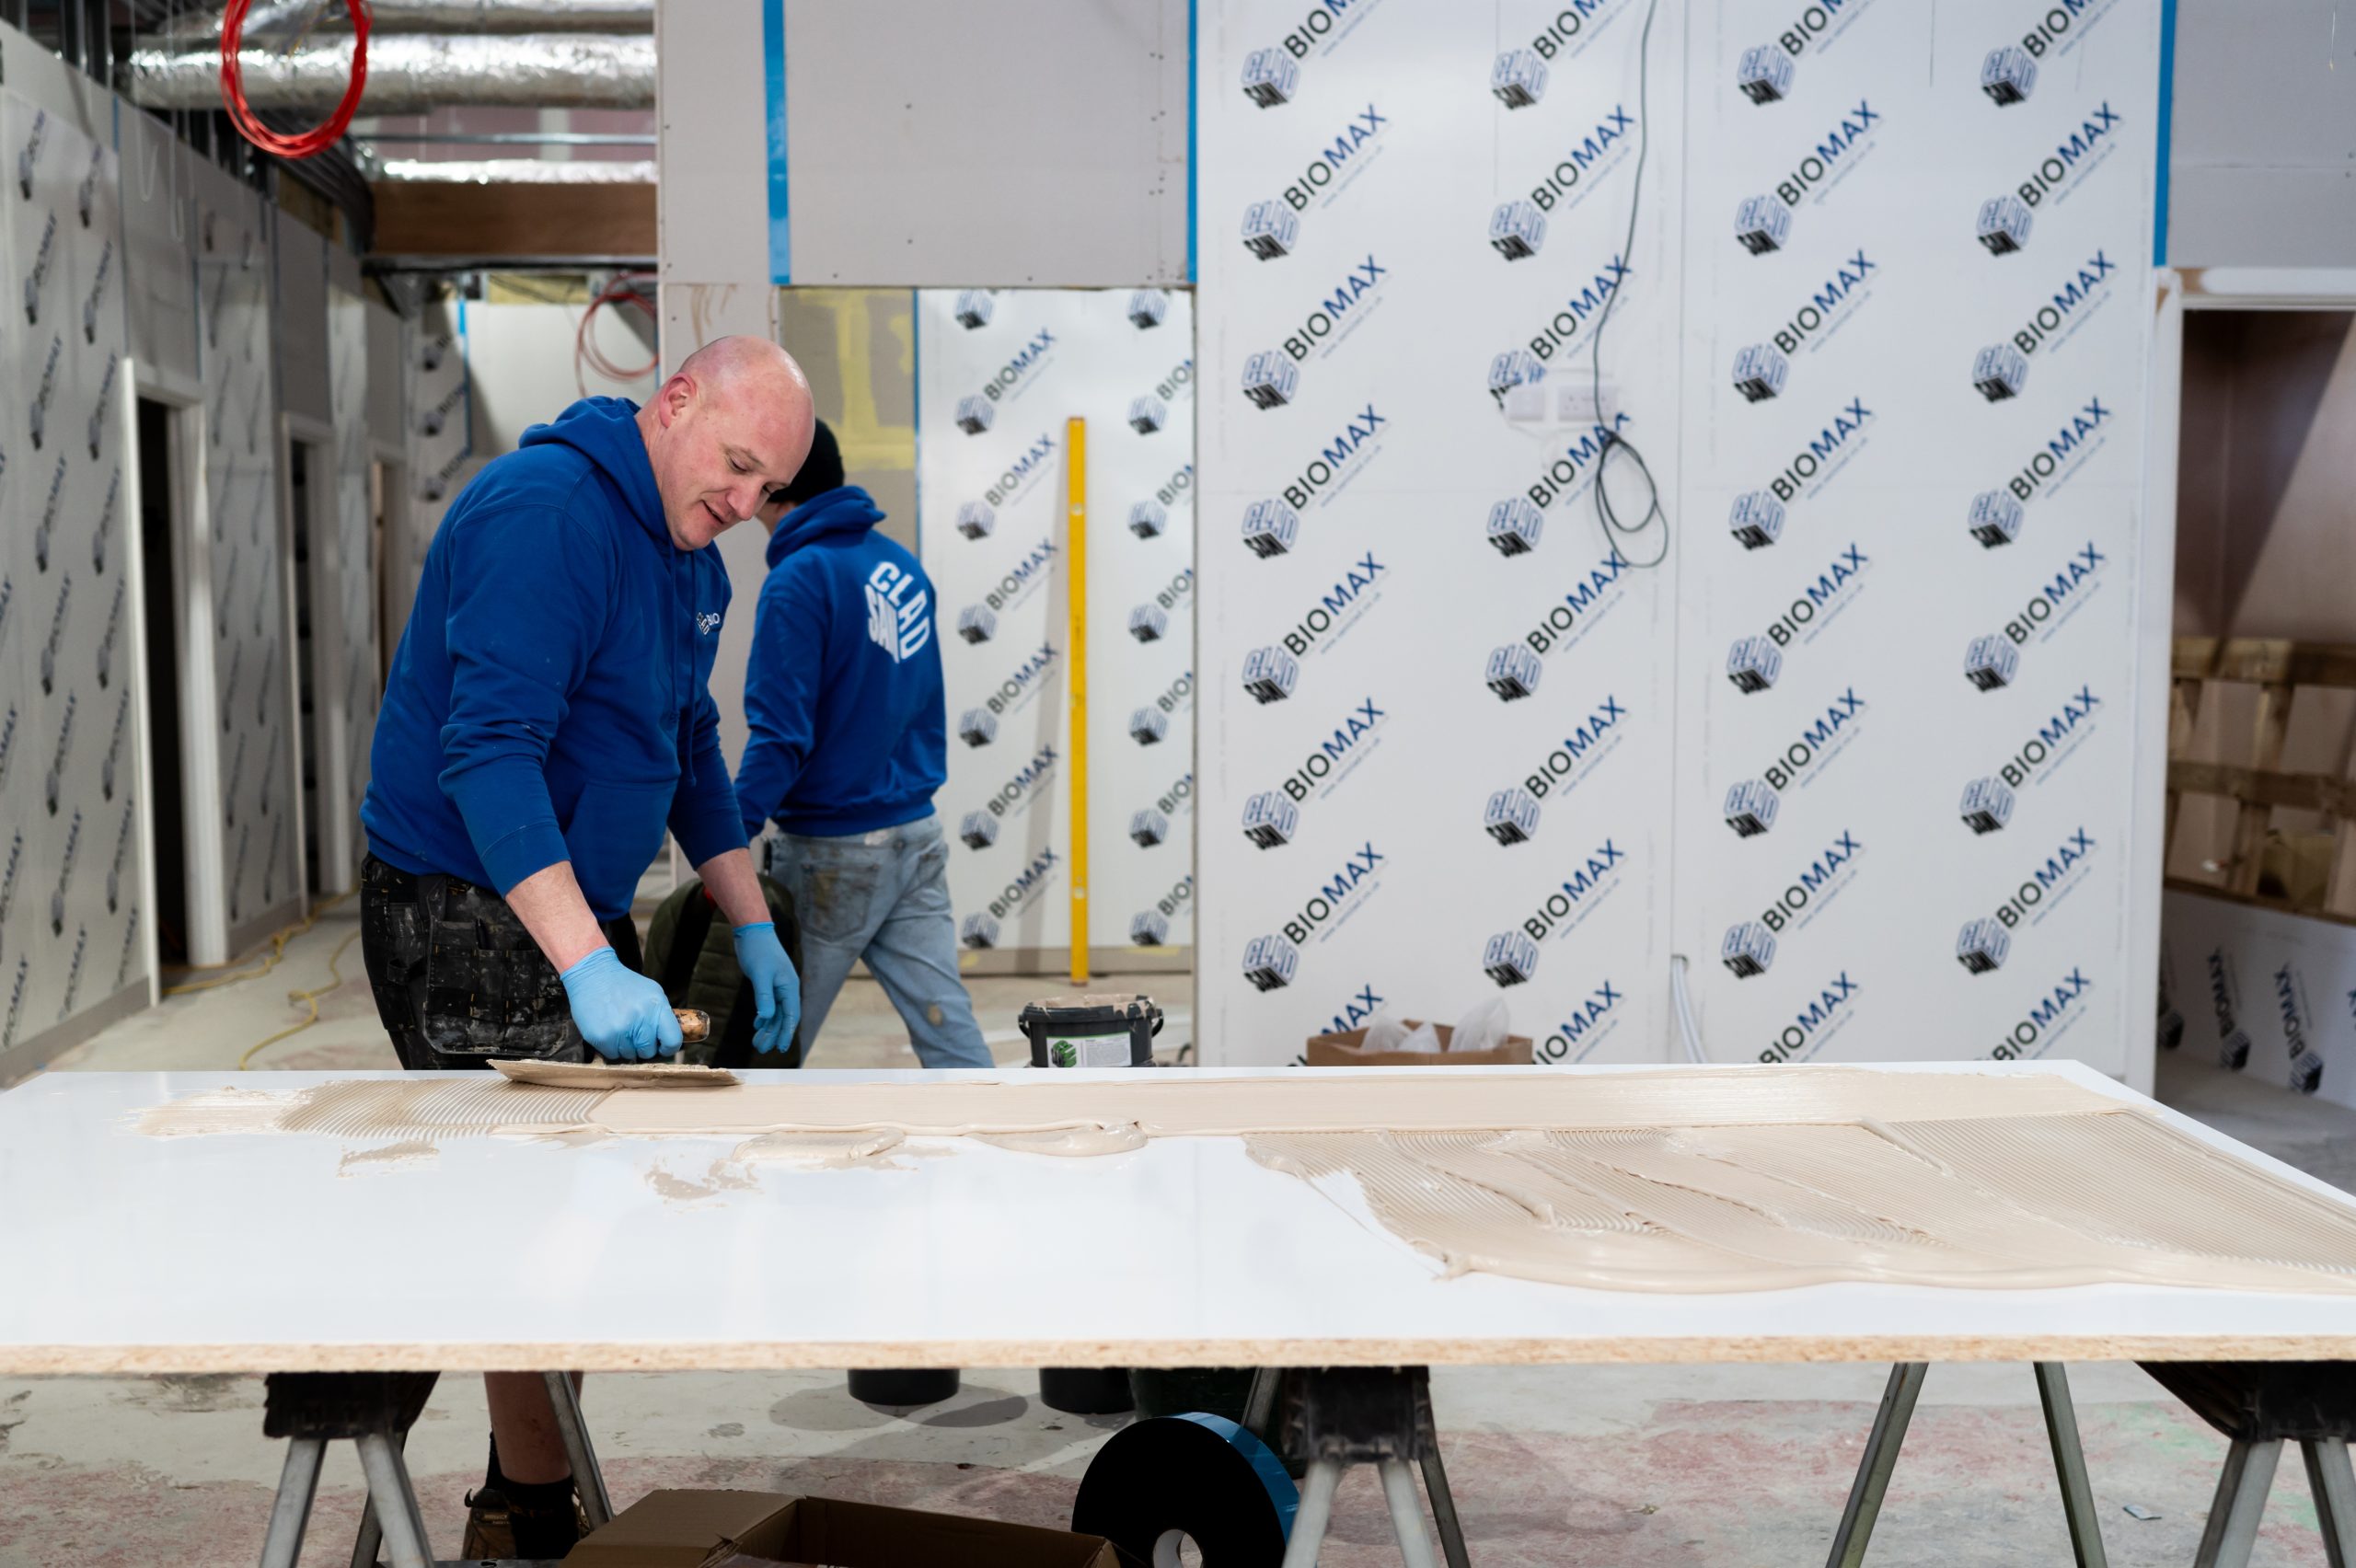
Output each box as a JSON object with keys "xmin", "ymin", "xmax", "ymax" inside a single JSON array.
[{"xmin": 4, "ymin": 905, "xmax": 2353, "ymax": 1565}]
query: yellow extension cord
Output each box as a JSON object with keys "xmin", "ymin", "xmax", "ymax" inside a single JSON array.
[
  {"xmin": 237, "ymin": 926, "xmax": 363, "ymax": 1071},
  {"xmin": 161, "ymin": 890, "xmax": 352, "ymax": 996}
]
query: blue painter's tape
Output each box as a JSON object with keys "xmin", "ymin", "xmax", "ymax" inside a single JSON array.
[
  {"xmin": 1186, "ymin": 0, "xmax": 1198, "ymax": 282},
  {"xmin": 765, "ymin": 0, "xmax": 791, "ymax": 283},
  {"xmin": 910, "ymin": 291, "xmax": 922, "ymax": 557},
  {"xmin": 2154, "ymin": 0, "xmax": 2177, "ymax": 267}
]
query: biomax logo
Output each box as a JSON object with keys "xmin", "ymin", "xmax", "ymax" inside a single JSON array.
[
  {"xmin": 2012, "ymin": 249, "xmax": 2118, "ymax": 362},
  {"xmin": 1746, "ymin": 687, "xmax": 1870, "ymax": 807},
  {"xmin": 1519, "ymin": 556, "xmax": 1630, "ymax": 662},
  {"xmin": 1525, "ymin": 411, "xmax": 1632, "ymax": 510},
  {"xmin": 2003, "ymin": 540, "xmax": 2106, "ymax": 647},
  {"xmin": 1521, "ymin": 255, "xmax": 1629, "ymax": 368},
  {"xmin": 2208, "ymin": 947, "xmax": 2250, "ymax": 1070},
  {"xmin": 1521, "ymin": 692, "xmax": 1628, "ymax": 801},
  {"xmin": 2008, "ymin": 395, "xmax": 2111, "ymax": 502},
  {"xmin": 1325, "ymin": 981, "xmax": 1385, "ymax": 1036},
  {"xmin": 1773, "ymin": 0, "xmax": 1879, "ymax": 61},
  {"xmin": 975, "ymin": 328, "xmax": 1056, "ymax": 409},
  {"xmin": 1758, "ymin": 828, "xmax": 1865, "ymax": 939},
  {"xmin": 983, "ymin": 431, "xmax": 1057, "ymax": 508},
  {"xmin": 1744, "ymin": 545, "xmax": 1870, "ymax": 686},
  {"xmin": 1154, "ymin": 872, "xmax": 1195, "ymax": 921},
  {"xmin": 984, "ymin": 744, "xmax": 1059, "ymax": 821},
  {"xmin": 1280, "ymin": 103, "xmax": 1392, "ymax": 213},
  {"xmin": 1770, "ymin": 248, "xmax": 1876, "ymax": 362},
  {"xmin": 983, "ymin": 536, "xmax": 1057, "ymax": 614},
  {"xmin": 1522, "ymin": 104, "xmax": 1636, "ymax": 222},
  {"xmin": 1282, "ymin": 255, "xmax": 1388, "ymax": 364},
  {"xmin": 1539, "ymin": 976, "xmax": 1625, "ymax": 1064},
  {"xmin": 1992, "ymin": 684, "xmax": 2101, "ymax": 790},
  {"xmin": 1280, "ymin": 551, "xmax": 1387, "ymax": 659},
  {"xmin": 1279, "ymin": 696, "xmax": 1388, "ymax": 803},
  {"xmin": 1767, "ymin": 397, "xmax": 1872, "ymax": 502},
  {"xmin": 1775, "ymin": 98, "xmax": 1882, "ymax": 210},
  {"xmin": 1269, "ymin": 0, "xmax": 1386, "ymax": 71},
  {"xmin": 1156, "ymin": 771, "xmax": 1195, "ymax": 820},
  {"xmin": 983, "ymin": 641, "xmax": 1059, "ymax": 717},
  {"xmin": 1152, "ymin": 669, "xmax": 1195, "ymax": 719},
  {"xmin": 987, "ymin": 847, "xmax": 1060, "ymax": 922},
  {"xmin": 1520, "ymin": 836, "xmax": 1629, "ymax": 943},
  {"xmin": 2017, "ymin": 0, "xmax": 2122, "ymax": 63},
  {"xmin": 1992, "ymin": 966, "xmax": 2094, "ymax": 1059},
  {"xmin": 1991, "ymin": 824, "xmax": 2097, "ymax": 934},
  {"xmin": 1759, "ymin": 971, "xmax": 1863, "ymax": 1062},
  {"xmin": 2016, "ymin": 102, "xmax": 2124, "ymax": 212},
  {"xmin": 1281, "ymin": 404, "xmax": 1387, "ymax": 509},
  {"xmin": 2274, "ymin": 963, "xmax": 2327, "ymax": 1095},
  {"xmin": 1523, "ymin": 0, "xmax": 1632, "ymax": 65},
  {"xmin": 1281, "ymin": 840, "xmax": 1386, "ymax": 945}
]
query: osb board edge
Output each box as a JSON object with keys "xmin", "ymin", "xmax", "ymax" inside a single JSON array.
[{"xmin": 6, "ymin": 1333, "xmax": 2356, "ymax": 1376}]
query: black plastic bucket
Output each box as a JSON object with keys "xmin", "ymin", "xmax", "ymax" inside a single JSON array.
[{"xmin": 1018, "ymin": 994, "xmax": 1163, "ymax": 1068}]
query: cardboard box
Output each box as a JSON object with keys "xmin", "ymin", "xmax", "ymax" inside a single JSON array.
[
  {"xmin": 565, "ymin": 1490, "xmax": 1121, "ymax": 1568},
  {"xmin": 1304, "ymin": 1020, "xmax": 1535, "ymax": 1066}
]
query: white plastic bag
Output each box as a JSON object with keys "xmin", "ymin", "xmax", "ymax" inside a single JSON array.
[
  {"xmin": 1450, "ymin": 995, "xmax": 1511, "ymax": 1055},
  {"xmin": 1361, "ymin": 1009, "xmax": 1412, "ymax": 1054},
  {"xmin": 1397, "ymin": 1021, "xmax": 1446, "ymax": 1054}
]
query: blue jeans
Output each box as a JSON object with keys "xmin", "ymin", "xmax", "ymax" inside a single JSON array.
[{"xmin": 766, "ymin": 813, "xmax": 993, "ymax": 1068}]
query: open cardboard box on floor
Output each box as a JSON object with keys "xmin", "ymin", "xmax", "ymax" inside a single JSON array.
[
  {"xmin": 564, "ymin": 1489, "xmax": 1121, "ymax": 1568},
  {"xmin": 1305, "ymin": 1020, "xmax": 1535, "ymax": 1066}
]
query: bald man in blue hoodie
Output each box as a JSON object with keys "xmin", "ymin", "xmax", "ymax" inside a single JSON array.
[{"xmin": 357, "ymin": 336, "xmax": 809, "ymax": 1557}]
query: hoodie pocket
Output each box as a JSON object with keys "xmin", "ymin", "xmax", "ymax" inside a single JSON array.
[{"xmin": 562, "ymin": 779, "xmax": 674, "ymax": 913}]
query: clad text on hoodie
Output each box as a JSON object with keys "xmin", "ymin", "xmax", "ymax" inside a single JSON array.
[
  {"xmin": 362, "ymin": 397, "xmax": 745, "ymax": 923},
  {"xmin": 737, "ymin": 485, "xmax": 948, "ymax": 839}
]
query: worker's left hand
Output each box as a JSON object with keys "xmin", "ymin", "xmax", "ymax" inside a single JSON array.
[{"xmin": 733, "ymin": 920, "xmax": 801, "ymax": 1057}]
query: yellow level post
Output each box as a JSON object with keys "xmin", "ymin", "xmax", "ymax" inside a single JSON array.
[{"xmin": 1067, "ymin": 416, "xmax": 1090, "ymax": 986}]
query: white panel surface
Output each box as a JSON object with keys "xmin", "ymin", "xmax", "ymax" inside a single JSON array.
[
  {"xmin": 915, "ymin": 288, "xmax": 1197, "ymax": 958},
  {"xmin": 1, "ymin": 1063, "xmax": 2352, "ymax": 1373}
]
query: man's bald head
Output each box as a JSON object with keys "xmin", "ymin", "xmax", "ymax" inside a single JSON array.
[{"xmin": 638, "ymin": 334, "xmax": 817, "ymax": 550}]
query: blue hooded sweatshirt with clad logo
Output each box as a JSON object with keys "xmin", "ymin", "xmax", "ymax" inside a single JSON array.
[
  {"xmin": 735, "ymin": 485, "xmax": 946, "ymax": 839},
  {"xmin": 362, "ymin": 397, "xmax": 745, "ymax": 922}
]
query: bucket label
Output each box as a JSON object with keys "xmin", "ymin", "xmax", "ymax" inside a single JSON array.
[{"xmin": 1049, "ymin": 1034, "xmax": 1132, "ymax": 1067}]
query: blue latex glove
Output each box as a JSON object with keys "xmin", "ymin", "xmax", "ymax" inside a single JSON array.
[
  {"xmin": 559, "ymin": 947, "xmax": 684, "ymax": 1062},
  {"xmin": 733, "ymin": 920, "xmax": 802, "ymax": 1058}
]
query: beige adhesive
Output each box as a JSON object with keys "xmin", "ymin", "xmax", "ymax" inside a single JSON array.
[
  {"xmin": 1246, "ymin": 1116, "xmax": 2356, "ymax": 1295},
  {"xmin": 493, "ymin": 1059, "xmax": 737, "ymax": 1090},
  {"xmin": 731, "ymin": 1130, "xmax": 907, "ymax": 1168},
  {"xmin": 974, "ymin": 1124, "xmax": 1149, "ymax": 1157},
  {"xmin": 336, "ymin": 1138, "xmax": 439, "ymax": 1175}
]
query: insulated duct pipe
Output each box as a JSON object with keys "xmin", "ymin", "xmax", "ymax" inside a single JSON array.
[
  {"xmin": 123, "ymin": 32, "xmax": 654, "ymax": 113},
  {"xmin": 153, "ymin": 0, "xmax": 653, "ymax": 37}
]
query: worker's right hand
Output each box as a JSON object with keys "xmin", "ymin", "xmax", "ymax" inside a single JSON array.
[{"xmin": 559, "ymin": 947, "xmax": 685, "ymax": 1062}]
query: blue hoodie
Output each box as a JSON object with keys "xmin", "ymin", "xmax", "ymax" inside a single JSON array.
[
  {"xmin": 736, "ymin": 485, "xmax": 946, "ymax": 839},
  {"xmin": 361, "ymin": 398, "xmax": 745, "ymax": 923}
]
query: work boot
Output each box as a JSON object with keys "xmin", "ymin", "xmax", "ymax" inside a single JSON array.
[{"xmin": 459, "ymin": 1486, "xmax": 516, "ymax": 1559}]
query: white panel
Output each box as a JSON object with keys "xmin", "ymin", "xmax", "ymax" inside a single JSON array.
[
  {"xmin": 2162, "ymin": 891, "xmax": 2353, "ymax": 1109},
  {"xmin": 915, "ymin": 287, "xmax": 1196, "ymax": 961},
  {"xmin": 656, "ymin": 0, "xmax": 770, "ymax": 289},
  {"xmin": 777, "ymin": 0, "xmax": 1189, "ymax": 286},
  {"xmin": 0, "ymin": 89, "xmax": 144, "ymax": 1053},
  {"xmin": 1194, "ymin": 0, "xmax": 1684, "ymax": 1064}
]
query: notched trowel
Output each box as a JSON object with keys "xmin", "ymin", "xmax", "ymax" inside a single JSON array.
[{"xmin": 491, "ymin": 1009, "xmax": 739, "ymax": 1088}]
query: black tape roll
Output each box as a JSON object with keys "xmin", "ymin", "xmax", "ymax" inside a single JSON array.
[{"xmin": 1073, "ymin": 1412, "xmax": 1298, "ymax": 1565}]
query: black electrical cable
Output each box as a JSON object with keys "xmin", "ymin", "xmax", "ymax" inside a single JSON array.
[{"xmin": 1586, "ymin": 0, "xmax": 1669, "ymax": 571}]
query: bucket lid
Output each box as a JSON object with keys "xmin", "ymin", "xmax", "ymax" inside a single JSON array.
[{"xmin": 1019, "ymin": 993, "xmax": 1161, "ymax": 1029}]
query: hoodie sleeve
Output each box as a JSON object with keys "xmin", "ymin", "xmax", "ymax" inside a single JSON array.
[
  {"xmin": 670, "ymin": 666, "xmax": 746, "ymax": 869},
  {"xmin": 734, "ymin": 561, "xmax": 830, "ymax": 841},
  {"xmin": 436, "ymin": 505, "xmax": 609, "ymax": 894}
]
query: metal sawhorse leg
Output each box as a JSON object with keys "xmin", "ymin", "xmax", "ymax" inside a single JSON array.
[
  {"xmin": 1244, "ymin": 1366, "xmax": 1472, "ymax": 1568},
  {"xmin": 1826, "ymin": 1362, "xmax": 2108, "ymax": 1568},
  {"xmin": 2141, "ymin": 1358, "xmax": 2356, "ymax": 1568},
  {"xmin": 256, "ymin": 1370, "xmax": 614, "ymax": 1568},
  {"xmin": 2189, "ymin": 1436, "xmax": 2356, "ymax": 1568}
]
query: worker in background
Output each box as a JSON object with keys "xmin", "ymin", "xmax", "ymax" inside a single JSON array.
[
  {"xmin": 356, "ymin": 336, "xmax": 809, "ymax": 1560},
  {"xmin": 737, "ymin": 419, "xmax": 994, "ymax": 1068}
]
